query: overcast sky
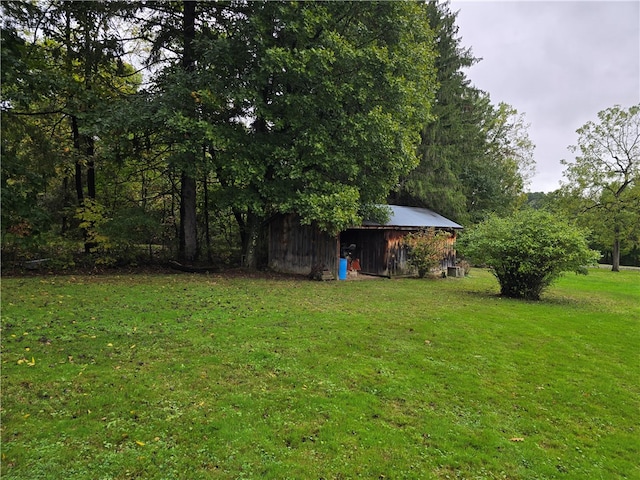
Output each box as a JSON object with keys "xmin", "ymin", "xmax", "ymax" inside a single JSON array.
[{"xmin": 453, "ymin": 1, "xmax": 640, "ymax": 192}]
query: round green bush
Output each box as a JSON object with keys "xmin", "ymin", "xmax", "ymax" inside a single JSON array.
[{"xmin": 458, "ymin": 209, "xmax": 600, "ymax": 300}]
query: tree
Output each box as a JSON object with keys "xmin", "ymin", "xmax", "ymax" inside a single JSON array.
[
  {"xmin": 1, "ymin": 1, "xmax": 141, "ymax": 253},
  {"xmin": 194, "ymin": 1, "xmax": 438, "ymax": 267},
  {"xmin": 2, "ymin": 1, "xmax": 443, "ymax": 270},
  {"xmin": 391, "ymin": 2, "xmax": 534, "ymax": 224},
  {"xmin": 390, "ymin": 1, "xmax": 477, "ymax": 221},
  {"xmin": 458, "ymin": 209, "xmax": 599, "ymax": 300},
  {"xmin": 560, "ymin": 104, "xmax": 640, "ymax": 271},
  {"xmin": 460, "ymin": 101, "xmax": 534, "ymax": 221}
]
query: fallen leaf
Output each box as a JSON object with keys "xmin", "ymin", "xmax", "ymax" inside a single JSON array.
[
  {"xmin": 510, "ymin": 437, "xmax": 525, "ymax": 442},
  {"xmin": 136, "ymin": 440, "xmax": 145, "ymax": 446}
]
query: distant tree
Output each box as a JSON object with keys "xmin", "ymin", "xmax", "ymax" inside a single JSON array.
[
  {"xmin": 458, "ymin": 209, "xmax": 599, "ymax": 300},
  {"xmin": 466, "ymin": 101, "xmax": 534, "ymax": 218},
  {"xmin": 560, "ymin": 104, "xmax": 640, "ymax": 271}
]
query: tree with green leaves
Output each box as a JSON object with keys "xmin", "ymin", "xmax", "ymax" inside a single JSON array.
[
  {"xmin": 391, "ymin": 1, "xmax": 478, "ymax": 222},
  {"xmin": 1, "ymin": 1, "xmax": 141, "ymax": 254},
  {"xmin": 462, "ymin": 100, "xmax": 534, "ymax": 221},
  {"xmin": 458, "ymin": 209, "xmax": 599, "ymax": 300},
  {"xmin": 391, "ymin": 2, "xmax": 534, "ymax": 225},
  {"xmin": 191, "ymin": 1, "xmax": 438, "ymax": 267},
  {"xmin": 560, "ymin": 104, "xmax": 640, "ymax": 271}
]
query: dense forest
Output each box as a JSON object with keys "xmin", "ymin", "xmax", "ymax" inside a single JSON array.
[{"xmin": 2, "ymin": 1, "xmax": 637, "ymax": 270}]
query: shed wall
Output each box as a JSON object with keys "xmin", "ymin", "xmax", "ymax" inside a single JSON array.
[
  {"xmin": 268, "ymin": 214, "xmax": 338, "ymax": 277},
  {"xmin": 342, "ymin": 228, "xmax": 458, "ymax": 277}
]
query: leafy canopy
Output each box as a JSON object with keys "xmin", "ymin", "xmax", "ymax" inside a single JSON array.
[{"xmin": 560, "ymin": 104, "xmax": 640, "ymax": 270}]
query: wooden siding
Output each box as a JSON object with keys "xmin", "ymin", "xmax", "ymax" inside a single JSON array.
[
  {"xmin": 342, "ymin": 228, "xmax": 458, "ymax": 277},
  {"xmin": 268, "ymin": 214, "xmax": 339, "ymax": 277}
]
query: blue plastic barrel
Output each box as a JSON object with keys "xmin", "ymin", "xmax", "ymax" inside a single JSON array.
[{"xmin": 339, "ymin": 258, "xmax": 348, "ymax": 280}]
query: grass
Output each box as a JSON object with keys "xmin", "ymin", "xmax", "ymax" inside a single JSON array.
[{"xmin": 1, "ymin": 268, "xmax": 639, "ymax": 479}]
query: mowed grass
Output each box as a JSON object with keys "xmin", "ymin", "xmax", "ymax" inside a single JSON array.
[{"xmin": 1, "ymin": 268, "xmax": 638, "ymax": 479}]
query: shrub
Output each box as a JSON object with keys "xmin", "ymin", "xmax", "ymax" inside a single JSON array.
[
  {"xmin": 457, "ymin": 259, "xmax": 471, "ymax": 276},
  {"xmin": 404, "ymin": 228, "xmax": 452, "ymax": 278},
  {"xmin": 458, "ymin": 209, "xmax": 600, "ymax": 300}
]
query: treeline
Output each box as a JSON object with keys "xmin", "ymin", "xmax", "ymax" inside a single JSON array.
[{"xmin": 2, "ymin": 1, "xmax": 535, "ymax": 269}]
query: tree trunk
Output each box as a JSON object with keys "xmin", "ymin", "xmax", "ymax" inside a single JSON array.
[
  {"xmin": 86, "ymin": 135, "xmax": 96, "ymax": 200},
  {"xmin": 179, "ymin": 172, "xmax": 198, "ymax": 262},
  {"xmin": 612, "ymin": 226, "xmax": 621, "ymax": 272},
  {"xmin": 203, "ymin": 168, "xmax": 213, "ymax": 263},
  {"xmin": 178, "ymin": 0, "xmax": 198, "ymax": 263},
  {"xmin": 242, "ymin": 212, "xmax": 261, "ymax": 269},
  {"xmin": 71, "ymin": 116, "xmax": 84, "ymax": 204}
]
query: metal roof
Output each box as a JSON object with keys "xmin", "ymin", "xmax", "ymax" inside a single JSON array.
[{"xmin": 362, "ymin": 205, "xmax": 463, "ymax": 229}]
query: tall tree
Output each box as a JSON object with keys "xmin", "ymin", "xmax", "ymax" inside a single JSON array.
[
  {"xmin": 392, "ymin": 2, "xmax": 535, "ymax": 224},
  {"xmin": 560, "ymin": 104, "xmax": 640, "ymax": 271},
  {"xmin": 178, "ymin": 1, "xmax": 198, "ymax": 262},
  {"xmin": 141, "ymin": 1, "xmax": 232, "ymax": 263},
  {"xmin": 461, "ymin": 100, "xmax": 534, "ymax": 221},
  {"xmin": 1, "ymin": 1, "xmax": 140, "ymax": 251},
  {"xmin": 391, "ymin": 1, "xmax": 479, "ymax": 221},
  {"xmin": 203, "ymin": 1, "xmax": 438, "ymax": 266}
]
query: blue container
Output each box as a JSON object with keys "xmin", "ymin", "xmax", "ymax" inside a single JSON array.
[{"xmin": 338, "ymin": 258, "xmax": 348, "ymax": 280}]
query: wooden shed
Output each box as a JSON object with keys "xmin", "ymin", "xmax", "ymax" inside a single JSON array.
[
  {"xmin": 267, "ymin": 205, "xmax": 462, "ymax": 278},
  {"xmin": 340, "ymin": 205, "xmax": 463, "ymax": 277},
  {"xmin": 267, "ymin": 213, "xmax": 339, "ymax": 277}
]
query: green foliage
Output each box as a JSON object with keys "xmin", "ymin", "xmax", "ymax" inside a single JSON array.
[
  {"xmin": 1, "ymin": 231, "xmax": 78, "ymax": 270},
  {"xmin": 560, "ymin": 104, "xmax": 640, "ymax": 270},
  {"xmin": 392, "ymin": 3, "xmax": 533, "ymax": 224},
  {"xmin": 231, "ymin": 1, "xmax": 437, "ymax": 234},
  {"xmin": 3, "ymin": 0, "xmax": 543, "ymax": 269},
  {"xmin": 404, "ymin": 228, "xmax": 452, "ymax": 277},
  {"xmin": 459, "ymin": 209, "xmax": 600, "ymax": 300}
]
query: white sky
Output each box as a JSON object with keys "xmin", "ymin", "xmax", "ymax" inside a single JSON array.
[{"xmin": 454, "ymin": 0, "xmax": 640, "ymax": 192}]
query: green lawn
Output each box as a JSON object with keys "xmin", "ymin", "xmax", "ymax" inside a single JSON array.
[{"xmin": 1, "ymin": 268, "xmax": 639, "ymax": 479}]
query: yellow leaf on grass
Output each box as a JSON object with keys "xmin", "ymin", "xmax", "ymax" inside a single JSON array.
[
  {"xmin": 510, "ymin": 437, "xmax": 525, "ymax": 442},
  {"xmin": 136, "ymin": 440, "xmax": 145, "ymax": 446}
]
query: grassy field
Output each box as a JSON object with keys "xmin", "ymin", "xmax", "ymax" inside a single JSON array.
[{"xmin": 1, "ymin": 268, "xmax": 638, "ymax": 479}]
